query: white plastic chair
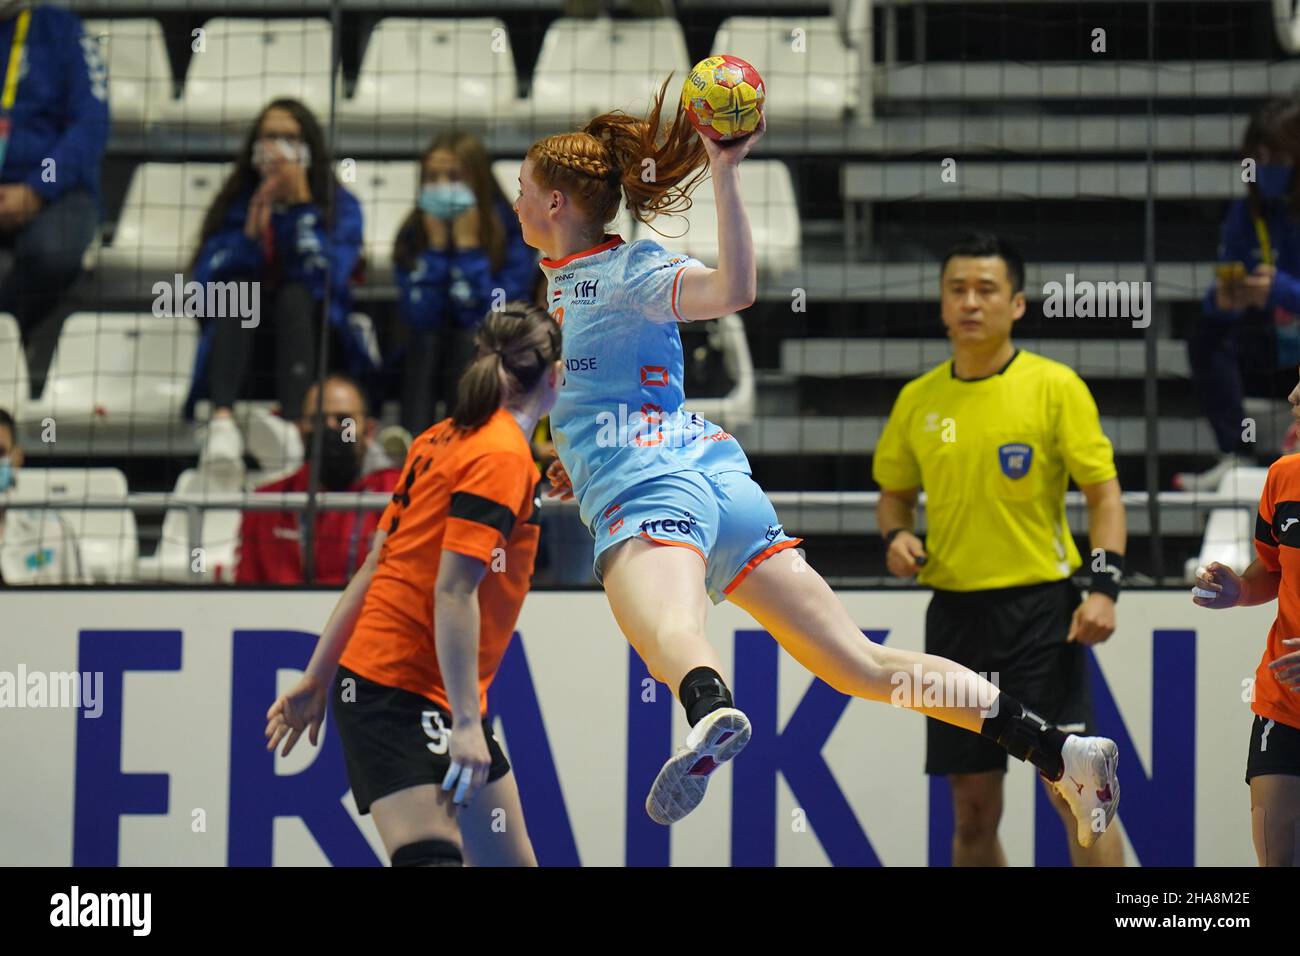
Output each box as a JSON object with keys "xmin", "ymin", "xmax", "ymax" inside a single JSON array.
[
  {"xmin": 135, "ymin": 468, "xmax": 242, "ymax": 584},
  {"xmin": 162, "ymin": 18, "xmax": 336, "ymax": 127},
  {"xmin": 683, "ymin": 313, "xmax": 756, "ymax": 427},
  {"xmin": 343, "ymin": 18, "xmax": 518, "ymax": 127},
  {"xmin": 1185, "ymin": 466, "xmax": 1270, "ymax": 581},
  {"xmin": 97, "ymin": 162, "xmax": 231, "ymax": 278},
  {"xmin": 31, "ymin": 313, "xmax": 199, "ymax": 425},
  {"xmin": 527, "ymin": 17, "xmax": 690, "ymax": 126},
  {"xmin": 8, "ymin": 467, "xmax": 137, "ymax": 583},
  {"xmin": 351, "ymin": 161, "xmax": 421, "ymax": 285},
  {"xmin": 648, "ymin": 160, "xmax": 800, "ymax": 274},
  {"xmin": 0, "ymin": 312, "xmax": 28, "ymax": 418},
  {"xmin": 711, "ymin": 17, "xmax": 858, "ymax": 124},
  {"xmin": 82, "ymin": 18, "xmax": 174, "ymax": 128}
]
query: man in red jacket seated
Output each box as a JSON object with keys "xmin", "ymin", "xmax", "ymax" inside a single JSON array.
[{"xmin": 236, "ymin": 373, "xmax": 400, "ymax": 584}]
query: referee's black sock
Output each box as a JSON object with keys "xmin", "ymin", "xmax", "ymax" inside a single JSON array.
[
  {"xmin": 980, "ymin": 692, "xmax": 1068, "ymax": 781},
  {"xmin": 679, "ymin": 666, "xmax": 733, "ymax": 727}
]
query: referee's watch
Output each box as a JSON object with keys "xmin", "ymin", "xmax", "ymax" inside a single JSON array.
[{"xmin": 1088, "ymin": 550, "xmax": 1124, "ymax": 602}]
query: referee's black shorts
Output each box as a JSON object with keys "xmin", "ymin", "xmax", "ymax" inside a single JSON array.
[
  {"xmin": 924, "ymin": 578, "xmax": 1093, "ymax": 776},
  {"xmin": 331, "ymin": 665, "xmax": 512, "ymax": 815}
]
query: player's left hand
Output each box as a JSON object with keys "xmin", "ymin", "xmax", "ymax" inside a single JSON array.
[
  {"xmin": 1067, "ymin": 592, "xmax": 1116, "ymax": 645},
  {"xmin": 1268, "ymin": 637, "xmax": 1300, "ymax": 691},
  {"xmin": 265, "ymin": 673, "xmax": 328, "ymax": 757},
  {"xmin": 0, "ymin": 184, "xmax": 43, "ymax": 231},
  {"xmin": 700, "ymin": 112, "xmax": 766, "ymax": 169}
]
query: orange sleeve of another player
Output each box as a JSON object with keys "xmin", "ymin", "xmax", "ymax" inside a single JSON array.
[
  {"xmin": 443, "ymin": 449, "xmax": 532, "ymax": 564},
  {"xmin": 1255, "ymin": 465, "xmax": 1281, "ymax": 571}
]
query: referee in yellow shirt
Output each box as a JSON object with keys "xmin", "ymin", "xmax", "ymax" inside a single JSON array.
[{"xmin": 874, "ymin": 234, "xmax": 1127, "ymax": 867}]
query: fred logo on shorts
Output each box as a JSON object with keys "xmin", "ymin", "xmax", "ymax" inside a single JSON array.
[{"xmin": 998, "ymin": 442, "xmax": 1033, "ymax": 479}]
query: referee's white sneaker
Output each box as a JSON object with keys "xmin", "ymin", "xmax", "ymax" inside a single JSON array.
[
  {"xmin": 1052, "ymin": 734, "xmax": 1121, "ymax": 848},
  {"xmin": 646, "ymin": 707, "xmax": 751, "ymax": 826}
]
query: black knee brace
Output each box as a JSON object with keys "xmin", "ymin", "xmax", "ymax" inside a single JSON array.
[{"xmin": 391, "ymin": 838, "xmax": 463, "ymax": 867}]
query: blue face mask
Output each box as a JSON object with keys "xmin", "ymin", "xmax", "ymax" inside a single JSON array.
[
  {"xmin": 1256, "ymin": 164, "xmax": 1294, "ymax": 200},
  {"xmin": 419, "ymin": 182, "xmax": 477, "ymax": 221},
  {"xmin": 0, "ymin": 457, "xmax": 13, "ymax": 493}
]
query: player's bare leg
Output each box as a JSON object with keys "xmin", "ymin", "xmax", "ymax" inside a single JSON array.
[
  {"xmin": 459, "ymin": 771, "xmax": 539, "ymax": 867},
  {"xmin": 1250, "ymin": 774, "xmax": 1300, "ymax": 866},
  {"xmin": 728, "ymin": 547, "xmax": 1120, "ymax": 847},
  {"xmin": 602, "ymin": 537, "xmax": 751, "ymax": 824},
  {"xmin": 369, "ymin": 784, "xmax": 464, "ymax": 866},
  {"xmin": 950, "ymin": 771, "xmax": 1008, "ymax": 866}
]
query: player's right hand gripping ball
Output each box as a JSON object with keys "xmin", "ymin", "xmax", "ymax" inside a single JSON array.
[{"xmin": 681, "ymin": 55, "xmax": 766, "ymax": 142}]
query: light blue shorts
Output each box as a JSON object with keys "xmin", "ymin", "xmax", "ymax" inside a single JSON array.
[{"xmin": 589, "ymin": 470, "xmax": 803, "ymax": 604}]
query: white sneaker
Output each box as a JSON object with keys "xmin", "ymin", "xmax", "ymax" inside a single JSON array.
[
  {"xmin": 1172, "ymin": 453, "xmax": 1252, "ymax": 493},
  {"xmin": 645, "ymin": 707, "xmax": 751, "ymax": 825},
  {"xmin": 1051, "ymin": 735, "xmax": 1121, "ymax": 849},
  {"xmin": 197, "ymin": 416, "xmax": 245, "ymax": 483}
]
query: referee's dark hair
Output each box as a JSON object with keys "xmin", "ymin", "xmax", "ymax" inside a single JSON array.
[
  {"xmin": 941, "ymin": 233, "xmax": 1026, "ymax": 296},
  {"xmin": 0, "ymin": 406, "xmax": 16, "ymax": 446}
]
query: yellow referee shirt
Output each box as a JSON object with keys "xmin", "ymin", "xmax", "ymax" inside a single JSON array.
[{"xmin": 872, "ymin": 350, "xmax": 1117, "ymax": 591}]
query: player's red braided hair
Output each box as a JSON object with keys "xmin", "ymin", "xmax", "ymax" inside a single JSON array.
[{"xmin": 526, "ymin": 76, "xmax": 708, "ymax": 234}]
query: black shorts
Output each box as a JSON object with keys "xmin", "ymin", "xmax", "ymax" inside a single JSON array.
[
  {"xmin": 924, "ymin": 578, "xmax": 1093, "ymax": 776},
  {"xmin": 1245, "ymin": 713, "xmax": 1300, "ymax": 784},
  {"xmin": 331, "ymin": 665, "xmax": 511, "ymax": 814}
]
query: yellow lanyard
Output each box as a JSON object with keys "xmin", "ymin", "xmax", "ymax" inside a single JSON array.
[
  {"xmin": 1, "ymin": 9, "xmax": 29, "ymax": 115},
  {"xmin": 1253, "ymin": 214, "xmax": 1274, "ymax": 267}
]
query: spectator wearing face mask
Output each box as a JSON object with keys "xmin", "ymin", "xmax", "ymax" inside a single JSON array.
[
  {"xmin": 185, "ymin": 98, "xmax": 370, "ymax": 480},
  {"xmin": 235, "ymin": 373, "xmax": 399, "ymax": 585},
  {"xmin": 391, "ymin": 132, "xmax": 538, "ymax": 435},
  {"xmin": 0, "ymin": 2, "xmax": 109, "ymax": 389},
  {"xmin": 1178, "ymin": 98, "xmax": 1300, "ymax": 490}
]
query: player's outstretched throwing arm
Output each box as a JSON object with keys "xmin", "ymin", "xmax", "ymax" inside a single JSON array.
[{"xmin": 673, "ymin": 114, "xmax": 767, "ymax": 323}]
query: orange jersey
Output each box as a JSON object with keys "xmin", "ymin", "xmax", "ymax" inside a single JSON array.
[
  {"xmin": 340, "ymin": 408, "xmax": 542, "ymax": 714},
  {"xmin": 1252, "ymin": 453, "xmax": 1300, "ymax": 731}
]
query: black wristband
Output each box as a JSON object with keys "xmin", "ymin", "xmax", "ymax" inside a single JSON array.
[
  {"xmin": 1089, "ymin": 550, "xmax": 1124, "ymax": 601},
  {"xmin": 883, "ymin": 527, "xmax": 910, "ymax": 550}
]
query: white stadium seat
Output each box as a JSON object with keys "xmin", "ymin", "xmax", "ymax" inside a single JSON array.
[
  {"xmin": 343, "ymin": 18, "xmax": 519, "ymax": 127},
  {"xmin": 682, "ymin": 314, "xmax": 756, "ymax": 428},
  {"xmin": 0, "ymin": 312, "xmax": 28, "ymax": 418},
  {"xmin": 1185, "ymin": 466, "xmax": 1270, "ymax": 583},
  {"xmin": 162, "ymin": 18, "xmax": 336, "ymax": 127},
  {"xmin": 135, "ymin": 468, "xmax": 242, "ymax": 584},
  {"xmin": 82, "ymin": 18, "xmax": 174, "ymax": 128},
  {"xmin": 30, "ymin": 313, "xmax": 199, "ymax": 426},
  {"xmin": 527, "ymin": 17, "xmax": 690, "ymax": 126},
  {"xmin": 491, "ymin": 158, "xmax": 633, "ymax": 240},
  {"xmin": 9, "ymin": 468, "xmax": 137, "ymax": 583},
  {"xmin": 648, "ymin": 160, "xmax": 800, "ymax": 275},
  {"xmin": 711, "ymin": 17, "xmax": 859, "ymax": 124},
  {"xmin": 351, "ymin": 161, "xmax": 420, "ymax": 285},
  {"xmin": 97, "ymin": 162, "xmax": 231, "ymax": 280}
]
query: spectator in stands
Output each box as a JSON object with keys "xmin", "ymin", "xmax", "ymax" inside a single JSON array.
[
  {"xmin": 392, "ymin": 131, "xmax": 537, "ymax": 435},
  {"xmin": 0, "ymin": 406, "xmax": 84, "ymax": 584},
  {"xmin": 1180, "ymin": 97, "xmax": 1300, "ymax": 490},
  {"xmin": 185, "ymin": 98, "xmax": 370, "ymax": 477},
  {"xmin": 0, "ymin": 3, "xmax": 109, "ymax": 390},
  {"xmin": 235, "ymin": 373, "xmax": 399, "ymax": 585}
]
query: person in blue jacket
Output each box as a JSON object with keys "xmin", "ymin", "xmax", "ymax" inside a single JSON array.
[
  {"xmin": 391, "ymin": 131, "xmax": 537, "ymax": 434},
  {"xmin": 1180, "ymin": 97, "xmax": 1300, "ymax": 491},
  {"xmin": 185, "ymin": 98, "xmax": 369, "ymax": 469},
  {"xmin": 0, "ymin": 1, "xmax": 109, "ymax": 382}
]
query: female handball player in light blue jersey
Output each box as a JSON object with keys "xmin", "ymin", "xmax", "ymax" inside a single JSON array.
[{"xmin": 514, "ymin": 77, "xmax": 1120, "ymax": 846}]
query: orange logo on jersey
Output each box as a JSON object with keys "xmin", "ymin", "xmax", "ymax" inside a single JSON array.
[
  {"xmin": 550, "ymin": 306, "xmax": 564, "ymax": 328},
  {"xmin": 640, "ymin": 365, "xmax": 668, "ymax": 387}
]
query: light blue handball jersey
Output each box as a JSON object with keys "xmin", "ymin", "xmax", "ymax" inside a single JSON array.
[{"xmin": 539, "ymin": 234, "xmax": 752, "ymax": 530}]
